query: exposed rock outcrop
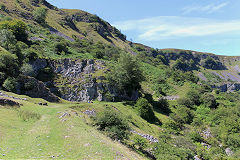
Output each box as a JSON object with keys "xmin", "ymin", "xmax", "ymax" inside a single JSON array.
[
  {"xmin": 0, "ymin": 98, "xmax": 20, "ymax": 107},
  {"xmin": 18, "ymin": 75, "xmax": 60, "ymax": 102},
  {"xmin": 212, "ymin": 83, "xmax": 240, "ymax": 92},
  {"xmin": 49, "ymin": 59, "xmax": 138, "ymax": 102}
]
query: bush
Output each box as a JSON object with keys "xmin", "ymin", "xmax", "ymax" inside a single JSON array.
[
  {"xmin": 201, "ymin": 93, "xmax": 218, "ymax": 108},
  {"xmin": 54, "ymin": 41, "xmax": 69, "ymax": 55},
  {"xmin": 23, "ymin": 48, "xmax": 38, "ymax": 61},
  {"xmin": 186, "ymin": 90, "xmax": 201, "ymax": 106},
  {"xmin": 133, "ymin": 135, "xmax": 148, "ymax": 150},
  {"xmin": 18, "ymin": 110, "xmax": 41, "ymax": 121},
  {"xmin": 33, "ymin": 7, "xmax": 47, "ymax": 25},
  {"xmin": 94, "ymin": 107, "xmax": 130, "ymax": 141},
  {"xmin": 0, "ymin": 4, "xmax": 6, "ymax": 11},
  {"xmin": 0, "ymin": 20, "xmax": 28, "ymax": 42},
  {"xmin": 135, "ymin": 98, "xmax": 155, "ymax": 122},
  {"xmin": 163, "ymin": 119, "xmax": 182, "ymax": 133},
  {"xmin": 189, "ymin": 131, "xmax": 203, "ymax": 142},
  {"xmin": 201, "ymin": 56, "xmax": 225, "ymax": 70},
  {"xmin": 2, "ymin": 77, "xmax": 17, "ymax": 92},
  {"xmin": 0, "ymin": 72, "xmax": 6, "ymax": 84},
  {"xmin": 170, "ymin": 106, "xmax": 194, "ymax": 124},
  {"xmin": 153, "ymin": 140, "xmax": 193, "ymax": 160}
]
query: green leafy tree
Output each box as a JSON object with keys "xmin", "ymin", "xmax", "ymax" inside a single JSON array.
[
  {"xmin": 0, "ymin": 29, "xmax": 17, "ymax": 50},
  {"xmin": 20, "ymin": 63, "xmax": 35, "ymax": 77},
  {"xmin": 108, "ymin": 53, "xmax": 143, "ymax": 94},
  {"xmin": 2, "ymin": 77, "xmax": 17, "ymax": 92},
  {"xmin": 0, "ymin": 49, "xmax": 19, "ymax": 78}
]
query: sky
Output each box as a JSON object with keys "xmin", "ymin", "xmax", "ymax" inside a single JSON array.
[{"xmin": 47, "ymin": 0, "xmax": 240, "ymax": 56}]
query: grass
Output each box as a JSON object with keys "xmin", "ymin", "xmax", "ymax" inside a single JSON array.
[{"xmin": 0, "ymin": 91, "xmax": 154, "ymax": 159}]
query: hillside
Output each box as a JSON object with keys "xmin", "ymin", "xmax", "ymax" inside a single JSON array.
[{"xmin": 0, "ymin": 0, "xmax": 240, "ymax": 159}]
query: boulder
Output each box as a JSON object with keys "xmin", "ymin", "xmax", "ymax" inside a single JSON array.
[{"xmin": 0, "ymin": 98, "xmax": 20, "ymax": 107}]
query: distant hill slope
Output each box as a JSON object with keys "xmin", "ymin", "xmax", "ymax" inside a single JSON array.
[
  {"xmin": 1, "ymin": 0, "xmax": 240, "ymax": 89},
  {"xmin": 0, "ymin": 0, "xmax": 131, "ymax": 49}
]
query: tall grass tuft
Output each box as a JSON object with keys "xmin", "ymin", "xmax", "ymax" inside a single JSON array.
[{"xmin": 18, "ymin": 110, "xmax": 41, "ymax": 121}]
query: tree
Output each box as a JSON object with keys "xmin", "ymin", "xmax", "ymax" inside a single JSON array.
[
  {"xmin": 2, "ymin": 77, "xmax": 17, "ymax": 92},
  {"xmin": 0, "ymin": 49, "xmax": 19, "ymax": 78},
  {"xmin": 33, "ymin": 7, "xmax": 47, "ymax": 25},
  {"xmin": 0, "ymin": 29, "xmax": 17, "ymax": 50},
  {"xmin": 108, "ymin": 53, "xmax": 143, "ymax": 94}
]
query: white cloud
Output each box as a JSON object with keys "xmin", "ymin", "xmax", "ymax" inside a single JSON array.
[
  {"xmin": 182, "ymin": 2, "xmax": 229, "ymax": 14},
  {"xmin": 113, "ymin": 16, "xmax": 240, "ymax": 41}
]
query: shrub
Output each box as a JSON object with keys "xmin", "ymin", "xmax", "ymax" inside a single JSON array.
[
  {"xmin": 201, "ymin": 93, "xmax": 218, "ymax": 108},
  {"xmin": 33, "ymin": 7, "xmax": 47, "ymax": 24},
  {"xmin": 226, "ymin": 133, "xmax": 240, "ymax": 149},
  {"xmin": 177, "ymin": 97, "xmax": 192, "ymax": 108},
  {"xmin": 94, "ymin": 107, "xmax": 130, "ymax": 141},
  {"xmin": 2, "ymin": 77, "xmax": 17, "ymax": 92},
  {"xmin": 189, "ymin": 131, "xmax": 203, "ymax": 142},
  {"xmin": 23, "ymin": 48, "xmax": 38, "ymax": 61},
  {"xmin": 0, "ymin": 20, "xmax": 28, "ymax": 42},
  {"xmin": 163, "ymin": 119, "xmax": 182, "ymax": 133},
  {"xmin": 0, "ymin": 72, "xmax": 6, "ymax": 83},
  {"xmin": 186, "ymin": 90, "xmax": 201, "ymax": 106},
  {"xmin": 133, "ymin": 135, "xmax": 148, "ymax": 150},
  {"xmin": 170, "ymin": 106, "xmax": 194, "ymax": 124},
  {"xmin": 54, "ymin": 41, "xmax": 69, "ymax": 55},
  {"xmin": 201, "ymin": 56, "xmax": 225, "ymax": 70},
  {"xmin": 153, "ymin": 140, "xmax": 193, "ymax": 160},
  {"xmin": 18, "ymin": 110, "xmax": 41, "ymax": 121},
  {"xmin": 135, "ymin": 98, "xmax": 155, "ymax": 122}
]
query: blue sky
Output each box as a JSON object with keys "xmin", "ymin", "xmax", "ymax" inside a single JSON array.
[{"xmin": 47, "ymin": 0, "xmax": 240, "ymax": 56}]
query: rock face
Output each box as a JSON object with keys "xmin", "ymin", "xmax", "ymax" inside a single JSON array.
[
  {"xmin": 49, "ymin": 59, "xmax": 139, "ymax": 102},
  {"xmin": 18, "ymin": 75, "xmax": 60, "ymax": 102},
  {"xmin": 26, "ymin": 59, "xmax": 138, "ymax": 102},
  {"xmin": 212, "ymin": 83, "xmax": 240, "ymax": 92}
]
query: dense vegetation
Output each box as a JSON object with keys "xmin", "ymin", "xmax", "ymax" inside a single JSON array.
[{"xmin": 0, "ymin": 1, "xmax": 240, "ymax": 159}]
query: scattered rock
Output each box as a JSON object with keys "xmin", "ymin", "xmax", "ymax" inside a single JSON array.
[
  {"xmin": 131, "ymin": 130, "xmax": 158, "ymax": 143},
  {"xmin": 0, "ymin": 91, "xmax": 27, "ymax": 101},
  {"xmin": 225, "ymin": 148, "xmax": 234, "ymax": 156},
  {"xmin": 82, "ymin": 109, "xmax": 96, "ymax": 117},
  {"xmin": 194, "ymin": 155, "xmax": 201, "ymax": 160},
  {"xmin": 159, "ymin": 95, "xmax": 180, "ymax": 101},
  {"xmin": 201, "ymin": 127, "xmax": 212, "ymax": 139},
  {"xmin": 201, "ymin": 142, "xmax": 211, "ymax": 150},
  {"xmin": 84, "ymin": 143, "xmax": 91, "ymax": 147}
]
